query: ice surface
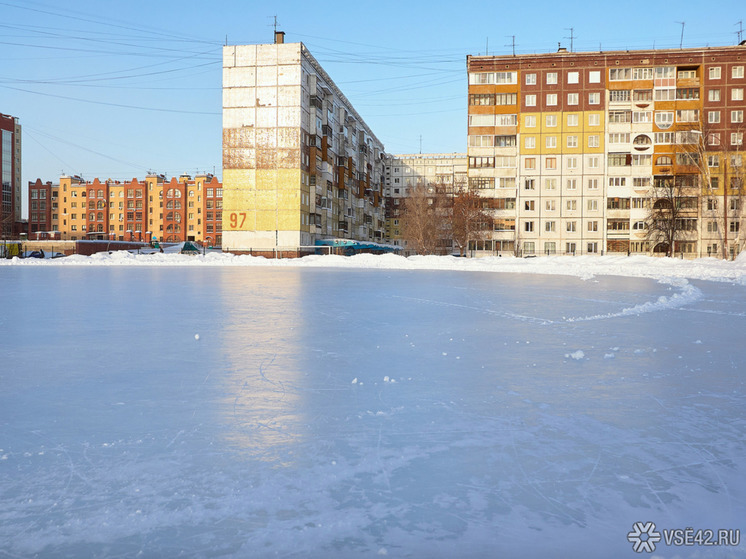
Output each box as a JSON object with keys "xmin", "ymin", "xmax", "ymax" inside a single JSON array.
[{"xmin": 1, "ymin": 258, "xmax": 745, "ymax": 558}]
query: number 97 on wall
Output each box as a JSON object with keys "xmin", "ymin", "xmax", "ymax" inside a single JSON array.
[{"xmin": 228, "ymin": 212, "xmax": 247, "ymax": 230}]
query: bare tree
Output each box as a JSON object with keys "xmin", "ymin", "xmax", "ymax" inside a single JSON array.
[
  {"xmin": 401, "ymin": 182, "xmax": 450, "ymax": 255},
  {"xmin": 450, "ymin": 185, "xmax": 491, "ymax": 257}
]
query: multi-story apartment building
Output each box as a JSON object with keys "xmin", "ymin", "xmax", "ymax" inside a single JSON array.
[
  {"xmin": 28, "ymin": 173, "xmax": 223, "ymax": 245},
  {"xmin": 467, "ymin": 44, "xmax": 746, "ymax": 258},
  {"xmin": 1, "ymin": 113, "xmax": 22, "ymax": 238},
  {"xmin": 222, "ymin": 32, "xmax": 387, "ymax": 252},
  {"xmin": 384, "ymin": 153, "xmax": 467, "ymax": 247}
]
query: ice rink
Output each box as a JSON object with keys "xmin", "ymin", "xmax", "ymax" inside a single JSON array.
[{"xmin": 1, "ymin": 261, "xmax": 744, "ymax": 557}]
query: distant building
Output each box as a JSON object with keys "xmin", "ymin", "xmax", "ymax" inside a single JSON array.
[
  {"xmin": 467, "ymin": 44, "xmax": 746, "ymax": 257},
  {"xmin": 384, "ymin": 153, "xmax": 467, "ymax": 248},
  {"xmin": 1, "ymin": 113, "xmax": 21, "ymax": 238},
  {"xmin": 222, "ymin": 32, "xmax": 387, "ymax": 253},
  {"xmin": 28, "ymin": 173, "xmax": 222, "ymax": 244}
]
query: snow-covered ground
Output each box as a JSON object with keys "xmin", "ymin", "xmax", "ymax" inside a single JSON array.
[{"xmin": 1, "ymin": 254, "xmax": 745, "ymax": 557}]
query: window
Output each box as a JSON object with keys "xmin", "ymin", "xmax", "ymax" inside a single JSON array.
[
  {"xmin": 495, "ymin": 93, "xmax": 518, "ymax": 106},
  {"xmin": 588, "ymin": 113, "xmax": 600, "ymax": 126},
  {"xmin": 545, "ymin": 157, "xmax": 557, "ymax": 169},
  {"xmin": 609, "ymin": 177, "xmax": 626, "ymax": 187},
  {"xmin": 709, "ymin": 66, "xmax": 721, "ymax": 79},
  {"xmin": 567, "ymin": 135, "xmax": 578, "ymax": 148},
  {"xmin": 498, "ymin": 178, "xmax": 516, "ymax": 188},
  {"xmin": 656, "ymin": 155, "xmax": 673, "ymax": 166},
  {"xmin": 525, "ymin": 115, "xmax": 537, "ymax": 128},
  {"xmin": 676, "ymin": 88, "xmax": 700, "ymax": 100},
  {"xmin": 496, "ymin": 114, "xmax": 518, "ymax": 126},
  {"xmin": 589, "ymin": 92, "xmax": 600, "ymax": 104},
  {"xmin": 545, "ymin": 200, "xmax": 556, "ymax": 210},
  {"xmin": 587, "ymin": 199, "xmax": 598, "ymax": 210},
  {"xmin": 733, "ymin": 66, "xmax": 744, "ymax": 79},
  {"xmin": 525, "ymin": 94, "xmax": 536, "ymax": 106},
  {"xmin": 567, "ymin": 93, "xmax": 579, "ymax": 105},
  {"xmin": 610, "ymin": 90, "xmax": 630, "ymax": 102},
  {"xmin": 608, "ymin": 133, "xmax": 630, "ymax": 143},
  {"xmin": 524, "ymin": 200, "xmax": 535, "ymax": 211},
  {"xmin": 524, "ymin": 178, "xmax": 536, "ymax": 190},
  {"xmin": 709, "ymin": 110, "xmax": 721, "ymax": 124},
  {"xmin": 566, "ymin": 221, "xmax": 577, "ymax": 232},
  {"xmin": 524, "ymin": 136, "xmax": 536, "ymax": 149},
  {"xmin": 546, "ymin": 114, "xmax": 557, "ymax": 127},
  {"xmin": 567, "ymin": 71, "xmax": 579, "ymax": 84},
  {"xmin": 732, "ymin": 132, "xmax": 744, "ymax": 146},
  {"xmin": 546, "ymin": 72, "xmax": 558, "ymax": 84},
  {"xmin": 708, "ymin": 89, "xmax": 721, "ymax": 102},
  {"xmin": 609, "ymin": 110, "xmax": 631, "ymax": 123},
  {"xmin": 567, "ymin": 114, "xmax": 579, "ymax": 127},
  {"xmin": 678, "ymin": 69, "xmax": 696, "ymax": 79},
  {"xmin": 525, "ymin": 158, "xmax": 536, "ymax": 170},
  {"xmin": 588, "ymin": 178, "xmax": 599, "ymax": 190},
  {"xmin": 588, "ymin": 135, "xmax": 600, "ymax": 148},
  {"xmin": 589, "ymin": 70, "xmax": 601, "ymax": 83},
  {"xmin": 609, "ymin": 68, "xmax": 631, "ymax": 80},
  {"xmin": 633, "ymin": 67, "xmax": 654, "ymax": 80},
  {"xmin": 567, "ymin": 157, "xmax": 578, "ymax": 169},
  {"xmin": 731, "ymin": 110, "xmax": 744, "ymax": 124},
  {"xmin": 545, "ymin": 178, "xmax": 557, "ymax": 190},
  {"xmin": 525, "ymin": 73, "xmax": 537, "ymax": 85},
  {"xmin": 632, "ymin": 221, "xmax": 647, "ymax": 231},
  {"xmin": 566, "ymin": 200, "xmax": 577, "ymax": 211},
  {"xmin": 633, "ymin": 111, "xmax": 652, "ymax": 123},
  {"xmin": 566, "ymin": 178, "xmax": 577, "ymax": 190},
  {"xmin": 588, "ymin": 221, "xmax": 598, "ymax": 232},
  {"xmin": 608, "ymin": 153, "xmax": 630, "ymax": 166},
  {"xmin": 654, "ymin": 88, "xmax": 676, "ymax": 101},
  {"xmin": 524, "ymin": 221, "xmax": 534, "ymax": 232},
  {"xmin": 708, "ymin": 155, "xmax": 720, "ymax": 167},
  {"xmin": 523, "ymin": 242, "xmax": 535, "ymax": 254},
  {"xmin": 676, "ymin": 109, "xmax": 699, "ymax": 122},
  {"xmin": 707, "ymin": 221, "xmax": 718, "ymax": 233},
  {"xmin": 730, "ymin": 222, "xmax": 740, "ymax": 233},
  {"xmin": 546, "ymin": 136, "xmax": 557, "ymax": 149},
  {"xmin": 655, "ymin": 111, "xmax": 674, "ymax": 129},
  {"xmin": 587, "ymin": 242, "xmax": 598, "ymax": 254},
  {"xmin": 469, "ymin": 94, "xmax": 495, "ymax": 106},
  {"xmin": 732, "ymin": 88, "xmax": 744, "ymax": 101},
  {"xmin": 546, "ymin": 93, "xmax": 558, "ymax": 106},
  {"xmin": 633, "ymin": 89, "xmax": 653, "ymax": 101},
  {"xmin": 495, "ymin": 135, "xmax": 516, "ymax": 147}
]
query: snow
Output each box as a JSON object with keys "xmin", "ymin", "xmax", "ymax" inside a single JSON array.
[{"xmin": 1, "ymin": 254, "xmax": 745, "ymax": 557}]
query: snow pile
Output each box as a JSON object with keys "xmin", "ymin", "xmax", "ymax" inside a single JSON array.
[{"xmin": 4, "ymin": 251, "xmax": 746, "ymax": 284}]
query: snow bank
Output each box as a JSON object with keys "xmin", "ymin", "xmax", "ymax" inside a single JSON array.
[{"xmin": 4, "ymin": 251, "xmax": 746, "ymax": 284}]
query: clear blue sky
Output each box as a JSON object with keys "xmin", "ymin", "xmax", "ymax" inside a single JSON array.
[{"xmin": 2, "ymin": 0, "xmax": 744, "ymax": 214}]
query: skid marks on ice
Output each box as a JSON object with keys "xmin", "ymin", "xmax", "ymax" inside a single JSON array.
[
  {"xmin": 389, "ymin": 294, "xmax": 553, "ymax": 325},
  {"xmin": 564, "ymin": 278, "xmax": 702, "ymax": 322}
]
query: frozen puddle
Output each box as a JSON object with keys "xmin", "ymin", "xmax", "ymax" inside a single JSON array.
[{"xmin": 1, "ymin": 267, "xmax": 744, "ymax": 557}]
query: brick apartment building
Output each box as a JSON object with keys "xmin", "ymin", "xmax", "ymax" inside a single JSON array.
[
  {"xmin": 28, "ymin": 173, "xmax": 223, "ymax": 245},
  {"xmin": 467, "ymin": 44, "xmax": 746, "ymax": 258}
]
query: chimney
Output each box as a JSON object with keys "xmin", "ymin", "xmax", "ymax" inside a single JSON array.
[{"xmin": 274, "ymin": 31, "xmax": 285, "ymax": 44}]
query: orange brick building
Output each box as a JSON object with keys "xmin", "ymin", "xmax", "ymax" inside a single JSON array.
[{"xmin": 28, "ymin": 173, "xmax": 223, "ymax": 245}]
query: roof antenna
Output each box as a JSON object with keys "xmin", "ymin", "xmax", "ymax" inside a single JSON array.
[
  {"xmin": 506, "ymin": 35, "xmax": 516, "ymax": 56},
  {"xmin": 737, "ymin": 20, "xmax": 744, "ymax": 44},
  {"xmin": 564, "ymin": 27, "xmax": 575, "ymax": 52},
  {"xmin": 676, "ymin": 21, "xmax": 685, "ymax": 49}
]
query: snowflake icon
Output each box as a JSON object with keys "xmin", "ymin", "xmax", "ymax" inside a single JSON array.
[{"xmin": 627, "ymin": 521, "xmax": 662, "ymax": 553}]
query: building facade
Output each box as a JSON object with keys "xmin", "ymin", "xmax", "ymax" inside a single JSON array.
[
  {"xmin": 467, "ymin": 45, "xmax": 746, "ymax": 258},
  {"xmin": 1, "ymin": 113, "xmax": 21, "ymax": 239},
  {"xmin": 28, "ymin": 173, "xmax": 222, "ymax": 244},
  {"xmin": 384, "ymin": 153, "xmax": 467, "ymax": 248},
  {"xmin": 222, "ymin": 33, "xmax": 387, "ymax": 252}
]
